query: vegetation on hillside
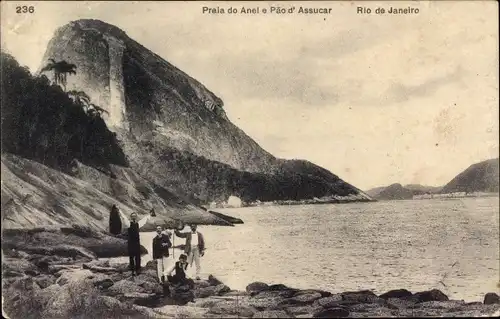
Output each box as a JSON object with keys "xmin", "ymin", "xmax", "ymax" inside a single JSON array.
[
  {"xmin": 441, "ymin": 158, "xmax": 499, "ymax": 194},
  {"xmin": 1, "ymin": 52, "xmax": 127, "ymax": 172},
  {"xmin": 40, "ymin": 58, "xmax": 77, "ymax": 91},
  {"xmin": 138, "ymin": 140, "xmax": 357, "ymax": 204}
]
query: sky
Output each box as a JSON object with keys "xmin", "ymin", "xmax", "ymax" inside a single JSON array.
[{"xmin": 1, "ymin": 1, "xmax": 499, "ymax": 190}]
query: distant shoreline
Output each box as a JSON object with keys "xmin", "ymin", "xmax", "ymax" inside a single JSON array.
[{"xmin": 412, "ymin": 192, "xmax": 499, "ymax": 200}]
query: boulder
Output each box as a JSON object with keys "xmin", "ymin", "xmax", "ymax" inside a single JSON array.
[
  {"xmin": 2, "ymin": 278, "xmax": 46, "ymax": 318},
  {"xmin": 192, "ymin": 297, "xmax": 224, "ymax": 308},
  {"xmin": 379, "ymin": 289, "xmax": 413, "ymax": 300},
  {"xmin": 248, "ymin": 293, "xmax": 287, "ymax": 311},
  {"xmin": 34, "ymin": 275, "xmax": 57, "ymax": 289},
  {"xmin": 215, "ymin": 284, "xmax": 231, "ymax": 295},
  {"xmin": 3, "ymin": 270, "xmax": 24, "ymax": 278},
  {"xmin": 484, "ymin": 292, "xmax": 500, "ymax": 305},
  {"xmin": 386, "ymin": 297, "xmax": 416, "ymax": 309},
  {"xmin": 48, "ymin": 264, "xmax": 81, "ymax": 275},
  {"xmin": 195, "ymin": 285, "xmax": 217, "ymax": 298},
  {"xmin": 156, "ymin": 304, "xmax": 210, "ymax": 318},
  {"xmin": 251, "ymin": 288, "xmax": 297, "ymax": 299},
  {"xmin": 139, "ymin": 281, "xmax": 164, "ymax": 295},
  {"xmin": 209, "ymin": 300, "xmax": 257, "ymax": 317},
  {"xmin": 285, "ymin": 305, "xmax": 323, "ymax": 315},
  {"xmin": 34, "ymin": 260, "xmax": 50, "ymax": 273},
  {"xmin": 21, "ymin": 244, "xmax": 97, "ymax": 261},
  {"xmin": 314, "ymin": 294, "xmax": 343, "ymax": 308},
  {"xmin": 294, "ymin": 289, "xmax": 332, "ymax": 298},
  {"xmin": 40, "ymin": 280, "xmax": 147, "ymax": 319},
  {"xmin": 107, "ymin": 279, "xmax": 147, "ymax": 295},
  {"xmin": 341, "ymin": 290, "xmax": 384, "ymax": 304},
  {"xmin": 208, "ymin": 274, "xmax": 224, "ymax": 286},
  {"xmin": 2, "ymin": 226, "xmax": 147, "ymax": 258},
  {"xmin": 280, "ymin": 292, "xmax": 323, "ymax": 306},
  {"xmin": 3, "ymin": 258, "xmax": 40, "ymax": 276},
  {"xmin": 267, "ymin": 284, "xmax": 292, "ymax": 291},
  {"xmin": 55, "ymin": 269, "xmax": 94, "ymax": 286},
  {"xmin": 253, "ymin": 310, "xmax": 289, "ymax": 318},
  {"xmin": 7, "ymin": 276, "xmax": 42, "ymax": 292},
  {"xmin": 313, "ymin": 307, "xmax": 350, "ymax": 318},
  {"xmin": 82, "ymin": 263, "xmax": 118, "ymax": 274},
  {"xmin": 93, "ymin": 277, "xmax": 114, "ymax": 290},
  {"xmin": 411, "ymin": 289, "xmax": 449, "ymax": 303},
  {"xmin": 247, "ymin": 282, "xmax": 269, "ymax": 294}
]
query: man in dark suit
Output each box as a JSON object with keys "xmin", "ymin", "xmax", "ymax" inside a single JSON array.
[{"xmin": 119, "ymin": 209, "xmax": 153, "ymax": 276}]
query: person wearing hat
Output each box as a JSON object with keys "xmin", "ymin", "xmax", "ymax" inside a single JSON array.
[
  {"xmin": 174, "ymin": 224, "xmax": 205, "ymax": 280},
  {"xmin": 152, "ymin": 225, "xmax": 172, "ymax": 283},
  {"xmin": 166, "ymin": 253, "xmax": 190, "ymax": 285},
  {"xmin": 119, "ymin": 208, "xmax": 155, "ymax": 276}
]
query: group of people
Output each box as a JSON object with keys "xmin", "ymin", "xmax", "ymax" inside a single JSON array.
[{"xmin": 111, "ymin": 205, "xmax": 206, "ymax": 286}]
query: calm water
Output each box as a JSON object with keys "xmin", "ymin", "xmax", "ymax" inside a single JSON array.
[{"xmin": 109, "ymin": 197, "xmax": 499, "ymax": 301}]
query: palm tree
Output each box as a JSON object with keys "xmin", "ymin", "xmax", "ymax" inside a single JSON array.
[
  {"xmin": 40, "ymin": 59, "xmax": 77, "ymax": 91},
  {"xmin": 88, "ymin": 104, "xmax": 109, "ymax": 118},
  {"xmin": 67, "ymin": 90, "xmax": 91, "ymax": 112}
]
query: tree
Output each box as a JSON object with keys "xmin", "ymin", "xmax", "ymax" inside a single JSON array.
[
  {"xmin": 40, "ymin": 58, "xmax": 77, "ymax": 91},
  {"xmin": 88, "ymin": 104, "xmax": 109, "ymax": 117},
  {"xmin": 67, "ymin": 90, "xmax": 91, "ymax": 112}
]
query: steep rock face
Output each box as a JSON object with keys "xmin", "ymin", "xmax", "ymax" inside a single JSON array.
[
  {"xmin": 38, "ymin": 19, "xmax": 368, "ymax": 203},
  {"xmin": 39, "ymin": 19, "xmax": 274, "ymax": 172},
  {"xmin": 441, "ymin": 158, "xmax": 499, "ymax": 194}
]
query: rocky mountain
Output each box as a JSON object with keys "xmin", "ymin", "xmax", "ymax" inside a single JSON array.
[
  {"xmin": 1, "ymin": 52, "xmax": 229, "ymax": 230},
  {"xmin": 440, "ymin": 158, "xmax": 499, "ymax": 194},
  {"xmin": 36, "ymin": 19, "xmax": 370, "ymax": 204},
  {"xmin": 366, "ymin": 183, "xmax": 442, "ymax": 200}
]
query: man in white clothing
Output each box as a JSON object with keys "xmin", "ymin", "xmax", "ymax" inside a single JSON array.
[{"xmin": 174, "ymin": 224, "xmax": 205, "ymax": 280}]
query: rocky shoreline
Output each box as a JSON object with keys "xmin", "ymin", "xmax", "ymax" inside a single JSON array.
[
  {"xmin": 2, "ymin": 226, "xmax": 499, "ymax": 318},
  {"xmin": 3, "ymin": 256, "xmax": 500, "ymax": 318}
]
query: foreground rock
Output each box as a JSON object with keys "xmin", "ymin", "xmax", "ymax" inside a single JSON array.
[
  {"xmin": 2, "ymin": 225, "xmax": 148, "ymax": 258},
  {"xmin": 3, "ymin": 254, "xmax": 500, "ymax": 318}
]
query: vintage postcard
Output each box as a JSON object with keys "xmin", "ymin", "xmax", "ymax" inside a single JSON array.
[{"xmin": 1, "ymin": 1, "xmax": 499, "ymax": 318}]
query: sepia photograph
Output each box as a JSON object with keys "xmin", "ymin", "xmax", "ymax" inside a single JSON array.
[{"xmin": 1, "ymin": 1, "xmax": 499, "ymax": 318}]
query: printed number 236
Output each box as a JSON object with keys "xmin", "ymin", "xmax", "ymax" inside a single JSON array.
[{"xmin": 16, "ymin": 6, "xmax": 35, "ymax": 13}]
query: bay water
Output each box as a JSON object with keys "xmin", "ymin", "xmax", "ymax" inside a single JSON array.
[{"xmin": 109, "ymin": 197, "xmax": 499, "ymax": 301}]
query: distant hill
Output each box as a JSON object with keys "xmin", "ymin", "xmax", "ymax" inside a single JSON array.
[
  {"xmin": 440, "ymin": 158, "xmax": 499, "ymax": 194},
  {"xmin": 373, "ymin": 183, "xmax": 414, "ymax": 200},
  {"xmin": 405, "ymin": 184, "xmax": 443, "ymax": 194},
  {"xmin": 366, "ymin": 183, "xmax": 442, "ymax": 200},
  {"xmin": 366, "ymin": 158, "xmax": 499, "ymax": 200}
]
